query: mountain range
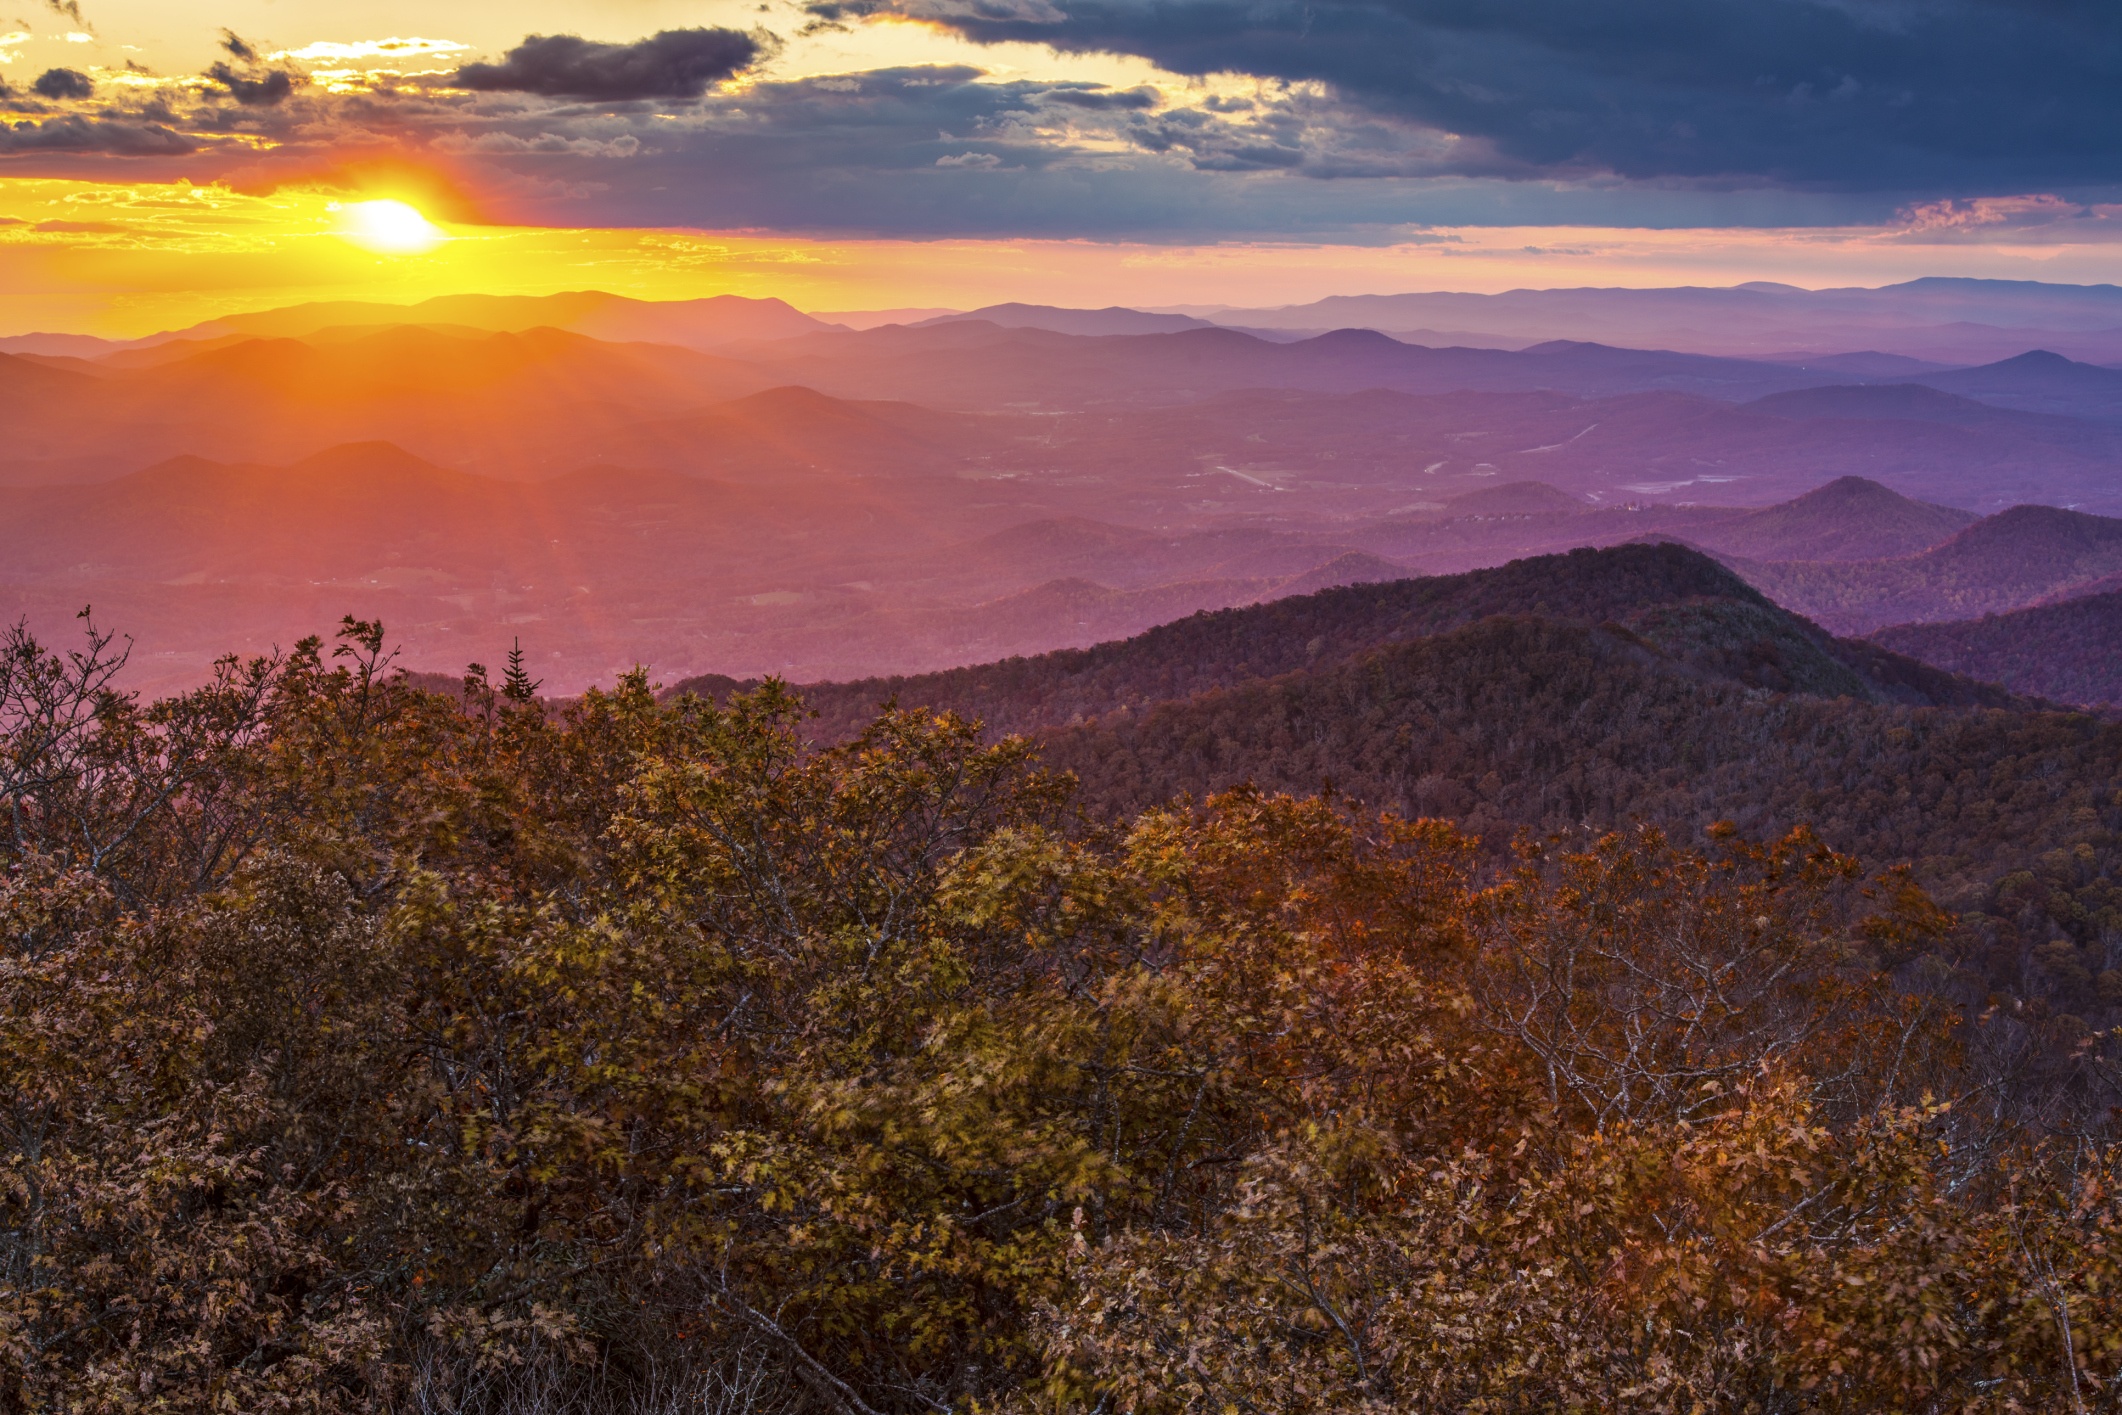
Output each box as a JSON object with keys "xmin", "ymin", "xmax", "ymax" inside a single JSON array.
[
  {"xmin": 0, "ymin": 285, "xmax": 2117, "ymax": 700},
  {"xmin": 1178, "ymin": 277, "xmax": 2122, "ymax": 363},
  {"xmin": 15, "ymin": 317, "xmax": 2122, "ymax": 515}
]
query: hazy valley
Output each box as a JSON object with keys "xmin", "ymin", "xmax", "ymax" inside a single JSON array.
[{"xmin": 7, "ymin": 285, "xmax": 2122, "ymax": 699}]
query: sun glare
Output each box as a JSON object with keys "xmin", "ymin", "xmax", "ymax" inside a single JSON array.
[{"xmin": 334, "ymin": 199, "xmax": 446, "ymax": 255}]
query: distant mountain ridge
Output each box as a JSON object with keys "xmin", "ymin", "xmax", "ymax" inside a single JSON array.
[
  {"xmin": 1190, "ymin": 277, "xmax": 2122, "ymax": 363},
  {"xmin": 734, "ymin": 322, "xmax": 1864, "ymax": 409},
  {"xmin": 1913, "ymin": 350, "xmax": 2122, "ymax": 422},
  {"xmin": 0, "ymin": 325, "xmax": 780, "ymax": 481},
  {"xmin": 0, "ymin": 292, "xmax": 835, "ymax": 358},
  {"xmin": 914, "ymin": 304, "xmax": 1217, "ymax": 336}
]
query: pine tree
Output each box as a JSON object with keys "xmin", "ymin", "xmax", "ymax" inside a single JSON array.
[{"xmin": 502, "ymin": 636, "xmax": 541, "ymax": 703}]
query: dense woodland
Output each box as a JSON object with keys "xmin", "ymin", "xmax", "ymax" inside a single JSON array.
[
  {"xmin": 1044, "ymin": 615, "xmax": 2122, "ymax": 1046},
  {"xmin": 1873, "ymin": 590, "xmax": 2122, "ymax": 708},
  {"xmin": 1732, "ymin": 504, "xmax": 2122, "ymax": 635},
  {"xmin": 6, "ymin": 598, "xmax": 2122, "ymax": 1413},
  {"xmin": 689, "ymin": 544, "xmax": 2018, "ymax": 746}
]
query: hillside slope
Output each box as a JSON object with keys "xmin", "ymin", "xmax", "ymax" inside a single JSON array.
[
  {"xmin": 1037, "ymin": 616, "xmax": 2116, "ymax": 945},
  {"xmin": 1733, "ymin": 504, "xmax": 2122, "ymax": 633},
  {"xmin": 1871, "ymin": 591, "xmax": 2122, "ymax": 706},
  {"xmin": 695, "ymin": 541, "xmax": 2117, "ymax": 1023},
  {"xmin": 673, "ymin": 543, "xmax": 2016, "ymax": 741},
  {"xmin": 1685, "ymin": 475, "xmax": 1978, "ymax": 561},
  {"xmin": 0, "ymin": 326, "xmax": 778, "ymax": 480}
]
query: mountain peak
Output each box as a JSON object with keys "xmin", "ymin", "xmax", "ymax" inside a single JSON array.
[
  {"xmin": 917, "ymin": 304, "xmax": 1214, "ymax": 337},
  {"xmin": 1792, "ymin": 475, "xmax": 1917, "ymax": 505},
  {"xmin": 1443, "ymin": 481, "xmax": 1586, "ymax": 517},
  {"xmin": 1990, "ymin": 349, "xmax": 2077, "ymax": 369},
  {"xmin": 287, "ymin": 440, "xmax": 453, "ymax": 478}
]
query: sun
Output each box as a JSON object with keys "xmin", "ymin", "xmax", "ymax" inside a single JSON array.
[{"xmin": 334, "ymin": 199, "xmax": 446, "ymax": 255}]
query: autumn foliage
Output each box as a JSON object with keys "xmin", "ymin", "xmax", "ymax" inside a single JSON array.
[{"xmin": 3, "ymin": 617, "xmax": 2120, "ymax": 1413}]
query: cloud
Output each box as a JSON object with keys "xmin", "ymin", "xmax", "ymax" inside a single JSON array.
[
  {"xmin": 390, "ymin": 64, "xmax": 1592, "ymax": 237},
  {"xmin": 1036, "ymin": 84, "xmax": 1157, "ymax": 110},
  {"xmin": 81, "ymin": 54, "xmax": 1841, "ymax": 240},
  {"xmin": 452, "ymin": 29, "xmax": 762, "ymax": 101},
  {"xmin": 431, "ymin": 129, "xmax": 643, "ymax": 158},
  {"xmin": 31, "ymin": 66, "xmax": 90, "ymax": 99},
  {"xmin": 812, "ymin": 0, "xmax": 2122, "ymax": 192},
  {"xmin": 1896, "ymin": 195, "xmax": 2086, "ymax": 234},
  {"xmin": 276, "ymin": 37, "xmax": 468, "ymax": 64},
  {"xmin": 203, "ymin": 30, "xmax": 310, "ymax": 107},
  {"xmin": 205, "ymin": 62, "xmax": 300, "ymax": 106},
  {"xmin": 0, "ymin": 113, "xmax": 194, "ymax": 154},
  {"xmin": 25, "ymin": 11, "xmax": 2101, "ymax": 244}
]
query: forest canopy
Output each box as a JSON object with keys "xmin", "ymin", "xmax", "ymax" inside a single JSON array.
[{"xmin": 4, "ymin": 615, "xmax": 2121, "ymax": 1413}]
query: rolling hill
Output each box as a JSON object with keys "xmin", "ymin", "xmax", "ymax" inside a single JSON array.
[
  {"xmin": 1732, "ymin": 503, "xmax": 2122, "ymax": 633},
  {"xmin": 1196, "ymin": 276, "xmax": 2122, "ymax": 363},
  {"xmin": 1915, "ymin": 350, "xmax": 2122, "ymax": 422},
  {"xmin": 1870, "ymin": 591, "xmax": 2122, "ymax": 707},
  {"xmin": 132, "ymin": 291, "xmax": 834, "ymax": 352},
  {"xmin": 734, "ymin": 322, "xmax": 1861, "ymax": 410},
  {"xmin": 649, "ymin": 537, "xmax": 2122, "ymax": 1037},
  {"xmin": 0, "ymin": 326, "xmax": 779, "ymax": 481},
  {"xmin": 1032, "ymin": 381, "xmax": 2122, "ymax": 517},
  {"xmin": 8, "ymin": 308, "xmax": 2122, "ymax": 517},
  {"xmin": 673, "ymin": 543, "xmax": 2015, "ymax": 743},
  {"xmin": 915, "ymin": 303, "xmax": 1217, "ymax": 336},
  {"xmin": 0, "ymin": 440, "xmax": 1412, "ymax": 693},
  {"xmin": 596, "ymin": 385, "xmax": 996, "ymax": 480},
  {"xmin": 1671, "ymin": 476, "xmax": 1979, "ymax": 562}
]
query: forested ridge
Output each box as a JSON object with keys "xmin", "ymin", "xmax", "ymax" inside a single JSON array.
[
  {"xmin": 1730, "ymin": 503, "xmax": 2122, "ymax": 634},
  {"xmin": 6, "ymin": 602, "xmax": 2122, "ymax": 1412},
  {"xmin": 1040, "ymin": 614, "xmax": 2122, "ymax": 1037},
  {"xmin": 675, "ymin": 543, "xmax": 2019, "ymax": 745},
  {"xmin": 1872, "ymin": 589, "xmax": 2122, "ymax": 707}
]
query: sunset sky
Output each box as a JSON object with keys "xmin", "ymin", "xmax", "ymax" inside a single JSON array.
[{"xmin": 5, "ymin": 0, "xmax": 2122, "ymax": 333}]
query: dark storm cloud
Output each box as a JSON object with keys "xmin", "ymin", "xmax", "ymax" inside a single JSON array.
[
  {"xmin": 36, "ymin": 17, "xmax": 2057, "ymax": 242},
  {"xmin": 205, "ymin": 62, "xmax": 299, "ymax": 106},
  {"xmin": 409, "ymin": 64, "xmax": 1676, "ymax": 238},
  {"xmin": 32, "ymin": 67, "xmax": 92, "ymax": 100},
  {"xmin": 1037, "ymin": 84, "xmax": 1157, "ymax": 110},
  {"xmin": 201, "ymin": 31, "xmax": 306, "ymax": 107},
  {"xmin": 0, "ymin": 114, "xmax": 195, "ymax": 154},
  {"xmin": 812, "ymin": 0, "xmax": 2122, "ymax": 192},
  {"xmin": 452, "ymin": 29, "xmax": 762, "ymax": 101},
  {"xmin": 151, "ymin": 58, "xmax": 1829, "ymax": 239}
]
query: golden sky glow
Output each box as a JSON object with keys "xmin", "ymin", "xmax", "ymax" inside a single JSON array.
[
  {"xmin": 5, "ymin": 0, "xmax": 1192, "ymax": 97},
  {"xmin": 334, "ymin": 198, "xmax": 446, "ymax": 254},
  {"xmin": 9, "ymin": 173, "xmax": 2122, "ymax": 337},
  {"xmin": 4, "ymin": 3, "xmax": 2121, "ymax": 334}
]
